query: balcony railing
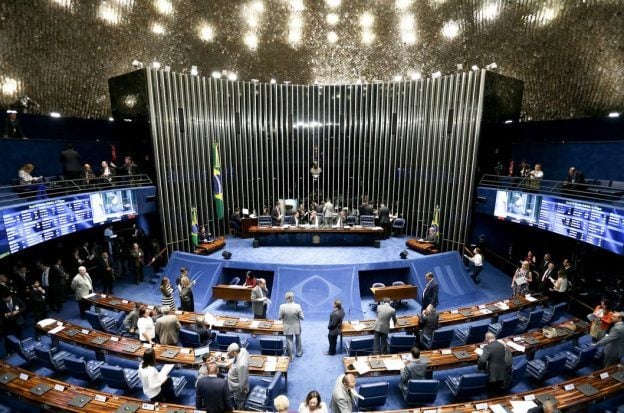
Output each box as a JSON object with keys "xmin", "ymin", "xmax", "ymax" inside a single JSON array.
[{"xmin": 0, "ymin": 174, "xmax": 153, "ymax": 207}]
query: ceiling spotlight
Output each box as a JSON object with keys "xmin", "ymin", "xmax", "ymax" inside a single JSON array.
[
  {"xmin": 212, "ymin": 71, "xmax": 221, "ymax": 79},
  {"xmin": 456, "ymin": 63, "xmax": 463, "ymax": 71},
  {"xmin": 251, "ymin": 79, "xmax": 259, "ymax": 83},
  {"xmin": 395, "ymin": 0, "xmax": 413, "ymax": 10},
  {"xmin": 326, "ymin": 13, "xmax": 339, "ymax": 25},
  {"xmin": 154, "ymin": 0, "xmax": 174, "ymax": 15},
  {"xmin": 504, "ymin": 120, "xmax": 513, "ymax": 124},
  {"xmin": 151, "ymin": 61, "xmax": 161, "ymax": 69},
  {"xmin": 198, "ymin": 24, "xmax": 215, "ymax": 42},
  {"xmin": 471, "ymin": 65, "xmax": 479, "ymax": 71},
  {"xmin": 431, "ymin": 71, "xmax": 442, "ymax": 79},
  {"xmin": 441, "ymin": 20, "xmax": 460, "ymax": 39},
  {"xmin": 400, "ymin": 14, "xmax": 415, "ymax": 31},
  {"xmin": 409, "ymin": 71, "xmax": 421, "ymax": 80},
  {"xmin": 151, "ymin": 22, "xmax": 166, "ymax": 35},
  {"xmin": 486, "ymin": 62, "xmax": 498, "ymax": 70},
  {"xmin": 270, "ymin": 78, "xmax": 277, "ymax": 84},
  {"xmin": 108, "ymin": 117, "xmax": 114, "ymax": 122},
  {"xmin": 608, "ymin": 112, "xmax": 620, "ymax": 118},
  {"xmin": 131, "ymin": 60, "xmax": 144, "ymax": 69},
  {"xmin": 289, "ymin": 0, "xmax": 305, "ymax": 12},
  {"xmin": 401, "ymin": 31, "xmax": 416, "ymax": 44},
  {"xmin": 393, "ymin": 75, "xmax": 403, "ymax": 82},
  {"xmin": 327, "ymin": 31, "xmax": 338, "ymax": 44},
  {"xmin": 190, "ymin": 66, "xmax": 198, "ymax": 76},
  {"xmin": 50, "ymin": 112, "xmax": 61, "ymax": 118},
  {"xmin": 228, "ymin": 73, "xmax": 238, "ymax": 81},
  {"xmin": 250, "ymin": 0, "xmax": 264, "ymax": 13},
  {"xmin": 361, "ymin": 30, "xmax": 375, "ymax": 45},
  {"xmin": 360, "ymin": 12, "xmax": 374, "ymax": 28},
  {"xmin": 325, "ymin": 0, "xmax": 341, "ymax": 9},
  {"xmin": 244, "ymin": 32, "xmax": 258, "ymax": 50},
  {"xmin": 164, "ymin": 65, "xmax": 171, "ymax": 72}
]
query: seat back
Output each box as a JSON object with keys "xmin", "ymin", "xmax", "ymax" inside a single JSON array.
[
  {"xmin": 283, "ymin": 215, "xmax": 295, "ymax": 225},
  {"xmin": 230, "ymin": 277, "xmax": 241, "ymax": 285},
  {"xmin": 405, "ymin": 379, "xmax": 438, "ymax": 404},
  {"xmin": 64, "ymin": 356, "xmax": 91, "ymax": 381},
  {"xmin": 464, "ymin": 324, "xmax": 489, "ymax": 345},
  {"xmin": 346, "ymin": 215, "xmax": 357, "ymax": 225},
  {"xmin": 392, "ymin": 218, "xmax": 406, "ymax": 229},
  {"xmin": 456, "ymin": 373, "xmax": 488, "ymax": 397},
  {"xmin": 388, "ymin": 334, "xmax": 416, "ymax": 353},
  {"xmin": 523, "ymin": 310, "xmax": 544, "ymax": 331},
  {"xmin": 372, "ymin": 282, "xmax": 386, "ymax": 289},
  {"xmin": 358, "ymin": 381, "xmax": 389, "ymax": 409},
  {"xmin": 266, "ymin": 371, "xmax": 283, "ymax": 402},
  {"xmin": 360, "ymin": 215, "xmax": 376, "ymax": 227},
  {"xmin": 572, "ymin": 346, "xmax": 598, "ymax": 369},
  {"xmin": 497, "ymin": 316, "xmax": 520, "ymax": 338},
  {"xmin": 544, "ymin": 302, "xmax": 567, "ymax": 322},
  {"xmin": 100, "ymin": 364, "xmax": 131, "ymax": 390},
  {"xmin": 6, "ymin": 335, "xmax": 35, "ymax": 361},
  {"xmin": 259, "ymin": 338, "xmax": 285, "ymax": 356},
  {"xmin": 544, "ymin": 353, "xmax": 568, "ymax": 377},
  {"xmin": 34, "ymin": 345, "xmax": 57, "ymax": 371},
  {"xmin": 509, "ymin": 358, "xmax": 528, "ymax": 389},
  {"xmin": 85, "ymin": 310, "xmax": 105, "ymax": 331},
  {"xmin": 215, "ymin": 333, "xmax": 241, "ymax": 351},
  {"xmin": 179, "ymin": 328, "xmax": 202, "ymax": 347},
  {"xmin": 392, "ymin": 281, "xmax": 405, "ymax": 286},
  {"xmin": 429, "ymin": 329, "xmax": 454, "ymax": 349},
  {"xmin": 347, "ymin": 337, "xmax": 374, "ymax": 356}
]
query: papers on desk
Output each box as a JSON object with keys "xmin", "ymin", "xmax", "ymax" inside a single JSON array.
[
  {"xmin": 203, "ymin": 313, "xmax": 217, "ymax": 327},
  {"xmin": 525, "ymin": 294, "xmax": 537, "ymax": 302},
  {"xmin": 505, "ymin": 341, "xmax": 526, "ymax": 353},
  {"xmin": 474, "ymin": 348, "xmax": 483, "ymax": 357},
  {"xmin": 49, "ymin": 325, "xmax": 66, "ymax": 335},
  {"xmin": 383, "ymin": 358, "xmax": 406, "ymax": 371},
  {"xmin": 479, "ymin": 308, "xmax": 493, "ymax": 315},
  {"xmin": 37, "ymin": 319, "xmax": 58, "ymax": 328},
  {"xmin": 85, "ymin": 293, "xmax": 97, "ymax": 298},
  {"xmin": 250, "ymin": 321, "xmax": 260, "ymax": 329},
  {"xmin": 490, "ymin": 404, "xmax": 509, "ymax": 413},
  {"xmin": 264, "ymin": 357, "xmax": 277, "ymax": 372},
  {"xmin": 352, "ymin": 359, "xmax": 370, "ymax": 375},
  {"xmin": 496, "ymin": 301, "xmax": 510, "ymax": 310},
  {"xmin": 213, "ymin": 319, "xmax": 224, "ymax": 327},
  {"xmin": 509, "ymin": 400, "xmax": 537, "ymax": 413},
  {"xmin": 351, "ymin": 322, "xmax": 366, "ymax": 331},
  {"xmin": 228, "ymin": 285, "xmax": 247, "ymax": 289}
]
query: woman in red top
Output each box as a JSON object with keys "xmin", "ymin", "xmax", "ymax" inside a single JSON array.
[
  {"xmin": 589, "ymin": 298, "xmax": 613, "ymax": 341},
  {"xmin": 243, "ymin": 271, "xmax": 256, "ymax": 288}
]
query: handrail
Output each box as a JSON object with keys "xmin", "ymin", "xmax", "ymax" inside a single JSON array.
[
  {"xmin": 478, "ymin": 174, "xmax": 624, "ymax": 204},
  {"xmin": 0, "ymin": 174, "xmax": 153, "ymax": 207}
]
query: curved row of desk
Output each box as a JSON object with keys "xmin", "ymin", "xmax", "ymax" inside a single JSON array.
[{"xmin": 1, "ymin": 360, "xmax": 622, "ymax": 413}]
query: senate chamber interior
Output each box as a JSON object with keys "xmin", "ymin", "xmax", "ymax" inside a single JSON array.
[{"xmin": 0, "ymin": 1, "xmax": 623, "ymax": 413}]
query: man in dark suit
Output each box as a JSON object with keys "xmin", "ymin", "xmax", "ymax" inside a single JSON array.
[
  {"xmin": 59, "ymin": 143, "xmax": 83, "ymax": 180},
  {"xmin": 196, "ymin": 362, "xmax": 233, "ymax": 413},
  {"xmin": 112, "ymin": 156, "xmax": 140, "ymax": 176},
  {"xmin": 373, "ymin": 297, "xmax": 397, "ymax": 354},
  {"xmin": 478, "ymin": 332, "xmax": 512, "ymax": 396},
  {"xmin": 0, "ymin": 291, "xmax": 26, "ymax": 338},
  {"xmin": 422, "ymin": 272, "xmax": 439, "ymax": 309},
  {"xmin": 594, "ymin": 311, "xmax": 624, "ymax": 367},
  {"xmin": 271, "ymin": 202, "xmax": 282, "ymax": 226},
  {"xmin": 378, "ymin": 203, "xmax": 390, "ymax": 238},
  {"xmin": 3, "ymin": 111, "xmax": 26, "ymax": 139},
  {"xmin": 399, "ymin": 347, "xmax": 430, "ymax": 397},
  {"xmin": 419, "ymin": 304, "xmax": 439, "ymax": 345},
  {"xmin": 325, "ymin": 299, "xmax": 345, "ymax": 355},
  {"xmin": 538, "ymin": 262, "xmax": 556, "ymax": 294},
  {"xmin": 561, "ymin": 258, "xmax": 575, "ymax": 284}
]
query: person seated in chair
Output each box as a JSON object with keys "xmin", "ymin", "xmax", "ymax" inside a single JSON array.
[
  {"xmin": 399, "ymin": 347, "xmax": 430, "ymax": 396},
  {"xmin": 419, "ymin": 225, "xmax": 439, "ymax": 244},
  {"xmin": 230, "ymin": 208, "xmax": 242, "ymax": 236}
]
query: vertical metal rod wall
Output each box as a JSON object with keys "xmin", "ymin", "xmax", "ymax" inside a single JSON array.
[{"xmin": 146, "ymin": 69, "xmax": 486, "ymax": 252}]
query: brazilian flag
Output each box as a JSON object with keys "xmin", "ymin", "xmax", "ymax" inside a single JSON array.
[
  {"xmin": 430, "ymin": 205, "xmax": 440, "ymax": 245},
  {"xmin": 190, "ymin": 207, "xmax": 199, "ymax": 247},
  {"xmin": 212, "ymin": 142, "xmax": 224, "ymax": 220}
]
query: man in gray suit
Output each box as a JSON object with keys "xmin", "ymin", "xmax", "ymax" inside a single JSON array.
[
  {"xmin": 279, "ymin": 291, "xmax": 304, "ymax": 360},
  {"xmin": 71, "ymin": 266, "xmax": 93, "ymax": 319},
  {"xmin": 224, "ymin": 343, "xmax": 249, "ymax": 409},
  {"xmin": 323, "ymin": 198, "xmax": 335, "ymax": 227},
  {"xmin": 330, "ymin": 373, "xmax": 357, "ymax": 413},
  {"xmin": 478, "ymin": 332, "xmax": 512, "ymax": 396},
  {"xmin": 373, "ymin": 297, "xmax": 397, "ymax": 354},
  {"xmin": 155, "ymin": 306, "xmax": 181, "ymax": 345},
  {"xmin": 250, "ymin": 278, "xmax": 269, "ymax": 319},
  {"xmin": 399, "ymin": 347, "xmax": 430, "ymax": 398},
  {"xmin": 594, "ymin": 311, "xmax": 624, "ymax": 367},
  {"xmin": 419, "ymin": 304, "xmax": 439, "ymax": 346}
]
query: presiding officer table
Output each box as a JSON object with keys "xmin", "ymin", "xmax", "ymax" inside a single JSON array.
[
  {"xmin": 249, "ymin": 225, "xmax": 384, "ymax": 247},
  {"xmin": 370, "ymin": 284, "xmax": 418, "ymax": 302}
]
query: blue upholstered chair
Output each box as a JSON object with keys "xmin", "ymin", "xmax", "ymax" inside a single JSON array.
[
  {"xmin": 170, "ymin": 375, "xmax": 188, "ymax": 398},
  {"xmin": 526, "ymin": 353, "xmax": 568, "ymax": 381},
  {"xmin": 542, "ymin": 302, "xmax": 567, "ymax": 323},
  {"xmin": 388, "ymin": 334, "xmax": 417, "ymax": 353},
  {"xmin": 488, "ymin": 315, "xmax": 520, "ymax": 338},
  {"xmin": 517, "ymin": 309, "xmax": 544, "ymax": 332},
  {"xmin": 422, "ymin": 329, "xmax": 454, "ymax": 350},
  {"xmin": 244, "ymin": 372, "xmax": 283, "ymax": 411},
  {"xmin": 258, "ymin": 215, "xmax": 272, "ymax": 227},
  {"xmin": 85, "ymin": 310, "xmax": 118, "ymax": 334},
  {"xmin": 100, "ymin": 363, "xmax": 141, "ymax": 392},
  {"xmin": 64, "ymin": 355, "xmax": 105, "ymax": 382},
  {"xmin": 214, "ymin": 332, "xmax": 243, "ymax": 351},
  {"xmin": 34, "ymin": 344, "xmax": 72, "ymax": 372},
  {"xmin": 403, "ymin": 379, "xmax": 439, "ymax": 405},
  {"xmin": 259, "ymin": 338, "xmax": 286, "ymax": 356},
  {"xmin": 509, "ymin": 357, "xmax": 528, "ymax": 390},
  {"xmin": 360, "ymin": 215, "xmax": 376, "ymax": 227},
  {"xmin": 345, "ymin": 337, "xmax": 375, "ymax": 356},
  {"xmin": 346, "ymin": 215, "xmax": 357, "ymax": 225},
  {"xmin": 445, "ymin": 372, "xmax": 488, "ymax": 399},
  {"xmin": 357, "ymin": 381, "xmax": 389, "ymax": 410},
  {"xmin": 454, "ymin": 324, "xmax": 489, "ymax": 345},
  {"xmin": 283, "ymin": 215, "xmax": 295, "ymax": 225},
  {"xmin": 179, "ymin": 328, "xmax": 202, "ymax": 347},
  {"xmin": 563, "ymin": 345, "xmax": 598, "ymax": 371},
  {"xmin": 230, "ymin": 277, "xmax": 241, "ymax": 285},
  {"xmin": 6, "ymin": 335, "xmax": 36, "ymax": 362},
  {"xmin": 392, "ymin": 218, "xmax": 406, "ymax": 236}
]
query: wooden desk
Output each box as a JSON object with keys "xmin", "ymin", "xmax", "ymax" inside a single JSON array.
[
  {"xmin": 0, "ymin": 361, "xmax": 195, "ymax": 413},
  {"xmin": 370, "ymin": 285, "xmax": 418, "ymax": 302},
  {"xmin": 241, "ymin": 217, "xmax": 258, "ymax": 238},
  {"xmin": 212, "ymin": 284, "xmax": 253, "ymax": 302},
  {"xmin": 249, "ymin": 225, "xmax": 384, "ymax": 247},
  {"xmin": 36, "ymin": 318, "xmax": 290, "ymax": 379},
  {"xmin": 344, "ymin": 318, "xmax": 590, "ymax": 376},
  {"xmin": 194, "ymin": 237, "xmax": 226, "ymax": 255},
  {"xmin": 84, "ymin": 294, "xmax": 285, "ymax": 336},
  {"xmin": 341, "ymin": 294, "xmax": 547, "ymax": 339},
  {"xmin": 406, "ymin": 238, "xmax": 440, "ymax": 254}
]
